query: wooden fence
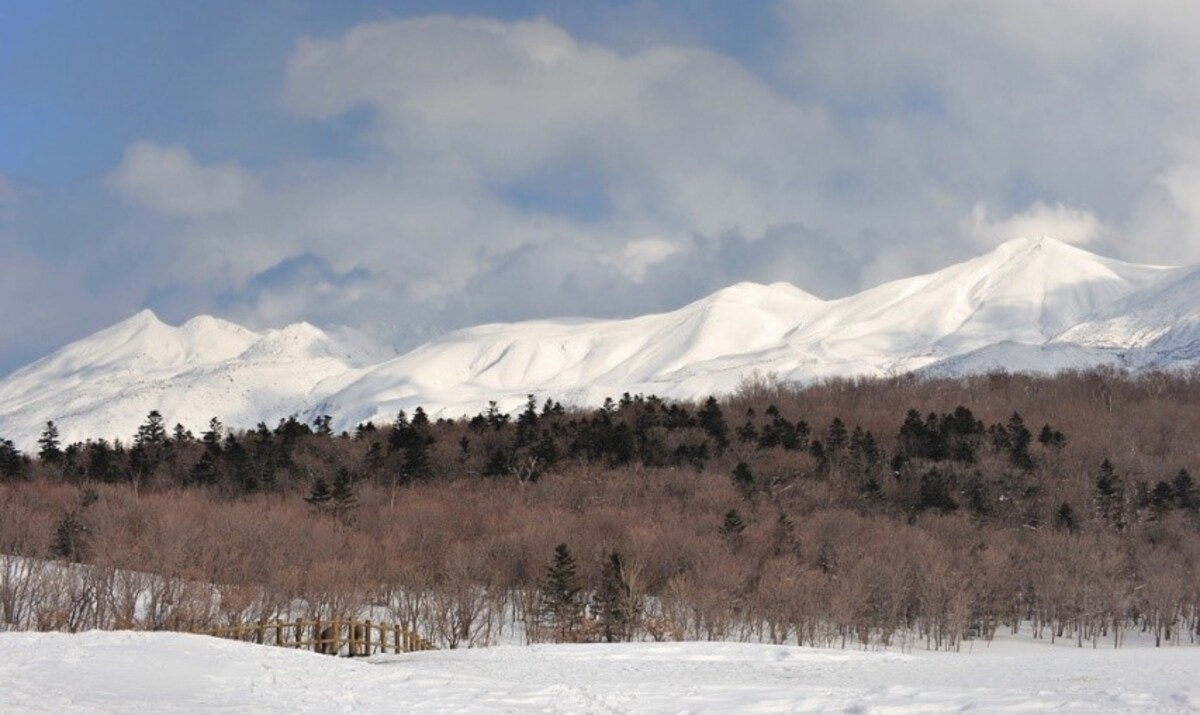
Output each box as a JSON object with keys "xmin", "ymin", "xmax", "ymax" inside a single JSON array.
[{"xmin": 192, "ymin": 618, "xmax": 435, "ymax": 656}]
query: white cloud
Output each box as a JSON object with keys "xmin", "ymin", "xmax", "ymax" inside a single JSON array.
[
  {"xmin": 282, "ymin": 16, "xmax": 830, "ymax": 238},
  {"xmin": 963, "ymin": 202, "xmax": 1104, "ymax": 249},
  {"xmin": 604, "ymin": 236, "xmax": 681, "ymax": 282},
  {"xmin": 1125, "ymin": 142, "xmax": 1200, "ymax": 265},
  {"xmin": 107, "ymin": 141, "xmax": 256, "ymax": 216},
  {"xmin": 76, "ymin": 7, "xmax": 1200, "ymax": 352}
]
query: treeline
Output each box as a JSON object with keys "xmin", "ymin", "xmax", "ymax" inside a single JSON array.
[{"xmin": 1, "ymin": 369, "xmax": 1199, "ymax": 650}]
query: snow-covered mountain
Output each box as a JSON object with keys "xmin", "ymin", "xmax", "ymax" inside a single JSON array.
[{"xmin": 0, "ymin": 237, "xmax": 1195, "ymax": 447}]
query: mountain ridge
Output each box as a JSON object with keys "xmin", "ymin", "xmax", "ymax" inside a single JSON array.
[{"xmin": 1, "ymin": 237, "xmax": 1196, "ymax": 448}]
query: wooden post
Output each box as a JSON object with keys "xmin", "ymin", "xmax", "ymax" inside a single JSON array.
[
  {"xmin": 276, "ymin": 620, "xmax": 284, "ymax": 647},
  {"xmin": 332, "ymin": 618, "xmax": 341, "ymax": 656},
  {"xmin": 295, "ymin": 618, "xmax": 303, "ymax": 649},
  {"xmin": 313, "ymin": 618, "xmax": 322, "ymax": 653},
  {"xmin": 363, "ymin": 619, "xmax": 372, "ymax": 656},
  {"xmin": 256, "ymin": 620, "xmax": 265, "ymax": 645},
  {"xmin": 394, "ymin": 625, "xmax": 402, "ymax": 654}
]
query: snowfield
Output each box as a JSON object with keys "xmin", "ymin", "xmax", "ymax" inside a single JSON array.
[{"xmin": 0, "ymin": 631, "xmax": 1195, "ymax": 713}]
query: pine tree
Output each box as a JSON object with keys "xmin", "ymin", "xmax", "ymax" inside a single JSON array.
[
  {"xmin": 1037, "ymin": 424, "xmax": 1067, "ymax": 450},
  {"xmin": 825, "ymin": 417, "xmax": 849, "ymax": 455},
  {"xmin": 134, "ymin": 410, "xmax": 167, "ymax": 447},
  {"xmin": 306, "ymin": 478, "xmax": 333, "ymax": 508},
  {"xmin": 1054, "ymin": 502, "xmax": 1078, "ymax": 532},
  {"xmin": 312, "ymin": 414, "xmax": 333, "ymax": 436},
  {"xmin": 718, "ymin": 509, "xmax": 746, "ymax": 545},
  {"xmin": 1173, "ymin": 469, "xmax": 1197, "ymax": 511},
  {"xmin": 515, "ymin": 395, "xmax": 540, "ymax": 448},
  {"xmin": 0, "ymin": 439, "xmax": 27, "ymax": 481},
  {"xmin": 37, "ymin": 421, "xmax": 63, "ymax": 463},
  {"xmin": 697, "ymin": 396, "xmax": 728, "ymax": 449},
  {"xmin": 1094, "ymin": 459, "xmax": 1125, "ymax": 529},
  {"xmin": 539, "ymin": 543, "xmax": 584, "ymax": 642},
  {"xmin": 1006, "ymin": 412, "xmax": 1034, "ymax": 471},
  {"xmin": 1149, "ymin": 480, "xmax": 1176, "ymax": 517},
  {"xmin": 732, "ymin": 462, "xmax": 755, "ymax": 499},
  {"xmin": 591, "ymin": 551, "xmax": 634, "ymax": 642},
  {"xmin": 51, "ymin": 511, "xmax": 87, "ymax": 561},
  {"xmin": 331, "ymin": 468, "xmax": 358, "ymax": 511},
  {"xmin": 202, "ymin": 417, "xmax": 224, "ymax": 452},
  {"xmin": 917, "ymin": 469, "xmax": 958, "ymax": 513}
]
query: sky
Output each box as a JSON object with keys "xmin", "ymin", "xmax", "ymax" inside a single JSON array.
[{"xmin": 3, "ymin": 1, "xmax": 1200, "ymax": 374}]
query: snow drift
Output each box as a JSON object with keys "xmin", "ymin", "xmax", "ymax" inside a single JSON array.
[{"xmin": 0, "ymin": 631, "xmax": 1195, "ymax": 713}]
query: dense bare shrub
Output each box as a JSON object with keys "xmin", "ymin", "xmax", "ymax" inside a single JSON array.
[{"xmin": 0, "ymin": 371, "xmax": 1198, "ymax": 648}]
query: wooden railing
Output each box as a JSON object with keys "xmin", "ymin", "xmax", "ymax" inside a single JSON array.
[{"xmin": 192, "ymin": 618, "xmax": 435, "ymax": 656}]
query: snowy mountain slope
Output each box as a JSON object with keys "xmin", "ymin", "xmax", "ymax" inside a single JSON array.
[
  {"xmin": 317, "ymin": 281, "xmax": 826, "ymax": 426},
  {"xmin": 319, "ymin": 237, "xmax": 1178, "ymax": 426},
  {"xmin": 782, "ymin": 236, "xmax": 1169, "ymax": 367},
  {"xmin": 0, "ymin": 237, "xmax": 1197, "ymax": 447},
  {"xmin": 1055, "ymin": 264, "xmax": 1200, "ymax": 361},
  {"xmin": 916, "ymin": 341, "xmax": 1125, "ymax": 379},
  {"xmin": 0, "ymin": 313, "xmax": 382, "ymax": 447}
]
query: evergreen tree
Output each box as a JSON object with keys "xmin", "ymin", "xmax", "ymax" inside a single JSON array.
[
  {"xmin": 131, "ymin": 410, "xmax": 169, "ymax": 487},
  {"xmin": 718, "ymin": 509, "xmax": 746, "ymax": 544},
  {"xmin": 86, "ymin": 440, "xmax": 120, "ymax": 483},
  {"xmin": 1054, "ymin": 502, "xmax": 1078, "ymax": 532},
  {"xmin": 696, "ymin": 396, "xmax": 728, "ymax": 449},
  {"xmin": 312, "ymin": 414, "xmax": 333, "ymax": 436},
  {"xmin": 515, "ymin": 395, "xmax": 540, "ymax": 448},
  {"xmin": 1094, "ymin": 459, "xmax": 1125, "ymax": 529},
  {"xmin": 331, "ymin": 468, "xmax": 358, "ymax": 510},
  {"xmin": 1006, "ymin": 412, "xmax": 1034, "ymax": 471},
  {"xmin": 736, "ymin": 408, "xmax": 759, "ymax": 444},
  {"xmin": 134, "ymin": 410, "xmax": 168, "ymax": 447},
  {"xmin": 0, "ymin": 439, "xmax": 28, "ymax": 481},
  {"xmin": 591, "ymin": 551, "xmax": 634, "ymax": 642},
  {"xmin": 732, "ymin": 462, "xmax": 755, "ymax": 499},
  {"xmin": 390, "ymin": 408, "xmax": 434, "ymax": 482},
  {"xmin": 1173, "ymin": 469, "xmax": 1197, "ymax": 511},
  {"xmin": 539, "ymin": 543, "xmax": 584, "ymax": 641},
  {"xmin": 917, "ymin": 470, "xmax": 958, "ymax": 513},
  {"xmin": 37, "ymin": 421, "xmax": 63, "ymax": 463},
  {"xmin": 1037, "ymin": 424, "xmax": 1067, "ymax": 450},
  {"xmin": 51, "ymin": 510, "xmax": 87, "ymax": 561},
  {"xmin": 825, "ymin": 417, "xmax": 849, "ymax": 455},
  {"xmin": 306, "ymin": 478, "xmax": 333, "ymax": 508},
  {"xmin": 201, "ymin": 418, "xmax": 224, "ymax": 454},
  {"xmin": 172, "ymin": 423, "xmax": 193, "ymax": 444},
  {"xmin": 1149, "ymin": 480, "xmax": 1176, "ymax": 517}
]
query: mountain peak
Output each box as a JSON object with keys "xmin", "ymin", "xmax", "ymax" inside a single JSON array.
[
  {"xmin": 988, "ymin": 235, "xmax": 1093, "ymax": 260},
  {"xmin": 0, "ymin": 240, "xmax": 1196, "ymax": 448},
  {"xmin": 120, "ymin": 308, "xmax": 165, "ymax": 329},
  {"xmin": 701, "ymin": 281, "xmax": 822, "ymax": 307}
]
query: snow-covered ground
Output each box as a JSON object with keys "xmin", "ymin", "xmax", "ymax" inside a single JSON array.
[{"xmin": 0, "ymin": 631, "xmax": 1195, "ymax": 713}]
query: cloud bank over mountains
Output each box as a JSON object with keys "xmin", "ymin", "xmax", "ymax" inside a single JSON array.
[{"xmin": 5, "ymin": 2, "xmax": 1200, "ymax": 372}]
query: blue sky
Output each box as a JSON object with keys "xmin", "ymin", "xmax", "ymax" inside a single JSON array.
[{"xmin": 3, "ymin": 1, "xmax": 1200, "ymax": 373}]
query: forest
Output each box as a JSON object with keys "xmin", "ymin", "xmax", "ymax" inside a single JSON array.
[{"xmin": 0, "ymin": 369, "xmax": 1198, "ymax": 651}]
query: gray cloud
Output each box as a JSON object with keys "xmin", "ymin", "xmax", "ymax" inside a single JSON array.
[
  {"xmin": 107, "ymin": 141, "xmax": 257, "ymax": 216},
  {"xmin": 9, "ymin": 4, "xmax": 1200, "ymax": 375}
]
